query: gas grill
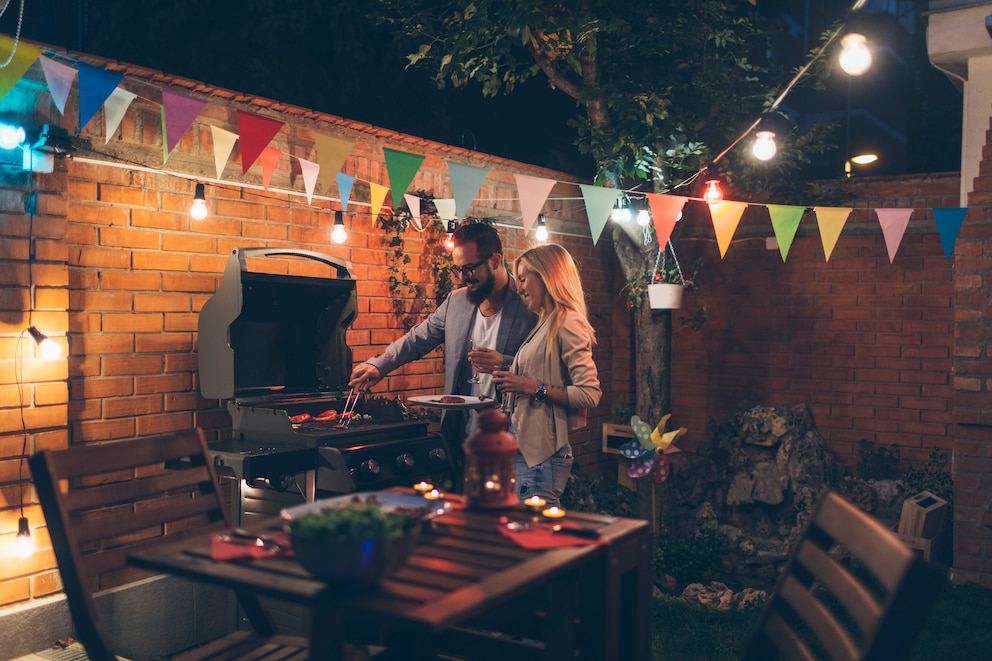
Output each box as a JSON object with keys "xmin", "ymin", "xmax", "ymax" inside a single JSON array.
[{"xmin": 197, "ymin": 248, "xmax": 451, "ymax": 524}]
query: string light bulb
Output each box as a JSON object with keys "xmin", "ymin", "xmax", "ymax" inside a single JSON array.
[
  {"xmin": 28, "ymin": 326, "xmax": 61, "ymax": 360},
  {"xmin": 189, "ymin": 183, "xmax": 208, "ymax": 220},
  {"xmin": 839, "ymin": 33, "xmax": 872, "ymax": 76},
  {"xmin": 0, "ymin": 123, "xmax": 25, "ymax": 150},
  {"xmin": 331, "ymin": 210, "xmax": 347, "ymax": 244},
  {"xmin": 635, "ymin": 199, "xmax": 651, "ymax": 227},
  {"xmin": 610, "ymin": 195, "xmax": 632, "ymax": 223},
  {"xmin": 535, "ymin": 213, "xmax": 549, "ymax": 241},
  {"xmin": 703, "ymin": 179, "xmax": 723, "ymax": 205},
  {"xmin": 444, "ymin": 219, "xmax": 458, "ymax": 251},
  {"xmin": 752, "ymin": 131, "xmax": 777, "ymax": 161},
  {"xmin": 15, "ymin": 516, "xmax": 32, "ymax": 559}
]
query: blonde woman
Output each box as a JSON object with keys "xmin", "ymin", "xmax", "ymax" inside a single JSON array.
[{"xmin": 492, "ymin": 243, "xmax": 601, "ymax": 506}]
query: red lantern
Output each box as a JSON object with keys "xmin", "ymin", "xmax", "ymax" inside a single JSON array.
[{"xmin": 462, "ymin": 408, "xmax": 519, "ymax": 508}]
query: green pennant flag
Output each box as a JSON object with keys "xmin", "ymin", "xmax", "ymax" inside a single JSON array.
[
  {"xmin": 383, "ymin": 147, "xmax": 425, "ymax": 210},
  {"xmin": 767, "ymin": 204, "xmax": 806, "ymax": 262}
]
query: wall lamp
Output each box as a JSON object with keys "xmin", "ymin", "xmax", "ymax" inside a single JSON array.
[{"xmin": 28, "ymin": 325, "xmax": 62, "ymax": 360}]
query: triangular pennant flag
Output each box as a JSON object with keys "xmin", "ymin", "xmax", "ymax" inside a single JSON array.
[
  {"xmin": 298, "ymin": 157, "xmax": 320, "ymax": 204},
  {"xmin": 161, "ymin": 88, "xmax": 207, "ymax": 154},
  {"xmin": 0, "ymin": 36, "xmax": 41, "ymax": 104},
  {"xmin": 514, "ymin": 173, "xmax": 556, "ymax": 234},
  {"xmin": 579, "ymin": 185, "xmax": 622, "ymax": 245},
  {"xmin": 405, "ymin": 193, "xmax": 425, "ymax": 231},
  {"xmin": 767, "ymin": 204, "xmax": 806, "ymax": 262},
  {"xmin": 210, "ymin": 125, "xmax": 238, "ymax": 179},
  {"xmin": 368, "ymin": 182, "xmax": 390, "ymax": 226},
  {"xmin": 39, "ymin": 56, "xmax": 75, "ymax": 115},
  {"xmin": 383, "ymin": 147, "xmax": 425, "ymax": 209},
  {"xmin": 709, "ymin": 201, "xmax": 748, "ymax": 258},
  {"xmin": 446, "ymin": 160, "xmax": 490, "ymax": 218},
  {"xmin": 812, "ymin": 207, "xmax": 852, "ymax": 262},
  {"xmin": 932, "ymin": 207, "xmax": 967, "ymax": 260},
  {"xmin": 102, "ymin": 87, "xmax": 136, "ymax": 143},
  {"xmin": 77, "ymin": 62, "xmax": 123, "ymax": 129},
  {"xmin": 259, "ymin": 147, "xmax": 281, "ymax": 190},
  {"xmin": 314, "ymin": 134, "xmax": 355, "ymax": 192},
  {"xmin": 237, "ymin": 110, "xmax": 285, "ymax": 174},
  {"xmin": 336, "ymin": 172, "xmax": 355, "ymax": 211},
  {"xmin": 875, "ymin": 208, "xmax": 914, "ymax": 264},
  {"xmin": 646, "ymin": 193, "xmax": 687, "ymax": 249},
  {"xmin": 434, "ymin": 199, "xmax": 457, "ymax": 221}
]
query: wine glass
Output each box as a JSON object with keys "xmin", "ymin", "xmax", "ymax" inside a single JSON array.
[{"xmin": 467, "ymin": 339, "xmax": 481, "ymax": 384}]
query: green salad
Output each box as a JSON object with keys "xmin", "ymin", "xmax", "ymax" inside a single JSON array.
[{"xmin": 288, "ymin": 502, "xmax": 411, "ymax": 540}]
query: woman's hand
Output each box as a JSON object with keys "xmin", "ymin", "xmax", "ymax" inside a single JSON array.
[{"xmin": 492, "ymin": 369, "xmax": 537, "ymax": 395}]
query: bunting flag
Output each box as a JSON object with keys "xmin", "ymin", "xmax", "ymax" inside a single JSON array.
[
  {"xmin": 932, "ymin": 207, "xmax": 967, "ymax": 260},
  {"xmin": 0, "ymin": 36, "xmax": 41, "ymax": 104},
  {"xmin": 336, "ymin": 172, "xmax": 355, "ymax": 211},
  {"xmin": 813, "ymin": 207, "xmax": 852, "ymax": 262},
  {"xmin": 875, "ymin": 208, "xmax": 914, "ymax": 263},
  {"xmin": 210, "ymin": 125, "xmax": 239, "ymax": 179},
  {"xmin": 259, "ymin": 147, "xmax": 281, "ymax": 189},
  {"xmin": 161, "ymin": 89, "xmax": 207, "ymax": 155},
  {"xmin": 446, "ymin": 160, "xmax": 490, "ymax": 219},
  {"xmin": 297, "ymin": 157, "xmax": 320, "ymax": 204},
  {"xmin": 77, "ymin": 62, "xmax": 123, "ymax": 129},
  {"xmin": 514, "ymin": 173, "xmax": 556, "ymax": 234},
  {"xmin": 405, "ymin": 193, "xmax": 425, "ymax": 231},
  {"xmin": 709, "ymin": 201, "xmax": 748, "ymax": 258},
  {"xmin": 102, "ymin": 87, "xmax": 135, "ymax": 143},
  {"xmin": 647, "ymin": 193, "xmax": 688, "ymax": 249},
  {"xmin": 434, "ymin": 198, "xmax": 457, "ymax": 221},
  {"xmin": 368, "ymin": 182, "xmax": 390, "ymax": 226},
  {"xmin": 767, "ymin": 204, "xmax": 806, "ymax": 263},
  {"xmin": 314, "ymin": 134, "xmax": 355, "ymax": 193},
  {"xmin": 237, "ymin": 110, "xmax": 285, "ymax": 174},
  {"xmin": 579, "ymin": 184, "xmax": 621, "ymax": 245},
  {"xmin": 39, "ymin": 56, "xmax": 75, "ymax": 115},
  {"xmin": 383, "ymin": 147, "xmax": 425, "ymax": 210}
]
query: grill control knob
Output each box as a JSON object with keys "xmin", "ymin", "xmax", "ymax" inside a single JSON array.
[
  {"xmin": 429, "ymin": 447, "xmax": 448, "ymax": 465},
  {"xmin": 358, "ymin": 458, "xmax": 380, "ymax": 481},
  {"xmin": 396, "ymin": 452, "xmax": 415, "ymax": 473}
]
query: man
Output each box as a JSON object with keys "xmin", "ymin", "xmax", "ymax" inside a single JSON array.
[{"xmin": 349, "ymin": 223, "xmax": 537, "ymax": 490}]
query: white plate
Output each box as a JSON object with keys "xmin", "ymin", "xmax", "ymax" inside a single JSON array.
[
  {"xmin": 407, "ymin": 395, "xmax": 496, "ymax": 410},
  {"xmin": 280, "ymin": 491, "xmax": 451, "ymax": 522}
]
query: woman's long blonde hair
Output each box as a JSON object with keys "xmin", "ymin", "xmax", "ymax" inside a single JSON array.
[{"xmin": 514, "ymin": 243, "xmax": 596, "ymax": 359}]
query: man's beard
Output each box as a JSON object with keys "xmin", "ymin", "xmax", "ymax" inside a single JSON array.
[{"xmin": 466, "ymin": 271, "xmax": 495, "ymax": 305}]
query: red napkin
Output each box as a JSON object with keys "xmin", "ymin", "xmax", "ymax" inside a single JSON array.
[
  {"xmin": 210, "ymin": 532, "xmax": 293, "ymax": 561},
  {"xmin": 497, "ymin": 522, "xmax": 607, "ymax": 550}
]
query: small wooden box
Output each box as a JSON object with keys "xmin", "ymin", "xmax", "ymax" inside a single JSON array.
[
  {"xmin": 897, "ymin": 491, "xmax": 948, "ymax": 540},
  {"xmin": 602, "ymin": 423, "xmax": 635, "ymax": 455},
  {"xmin": 897, "ymin": 533, "xmax": 941, "ymax": 563}
]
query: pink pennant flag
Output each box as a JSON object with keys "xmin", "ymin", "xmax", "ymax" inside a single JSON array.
[
  {"xmin": 766, "ymin": 204, "xmax": 806, "ymax": 263},
  {"xmin": 314, "ymin": 134, "xmax": 355, "ymax": 193},
  {"xmin": 210, "ymin": 125, "xmax": 239, "ymax": 179},
  {"xmin": 297, "ymin": 157, "xmax": 320, "ymax": 204},
  {"xmin": 813, "ymin": 207, "xmax": 852, "ymax": 262},
  {"xmin": 709, "ymin": 201, "xmax": 749, "ymax": 258},
  {"xmin": 368, "ymin": 182, "xmax": 389, "ymax": 226},
  {"xmin": 39, "ymin": 56, "xmax": 76, "ymax": 115},
  {"xmin": 103, "ymin": 87, "xmax": 136, "ymax": 143},
  {"xmin": 162, "ymin": 89, "xmax": 208, "ymax": 154},
  {"xmin": 405, "ymin": 194, "xmax": 425, "ymax": 231},
  {"xmin": 514, "ymin": 174, "xmax": 556, "ymax": 233},
  {"xmin": 259, "ymin": 147, "xmax": 281, "ymax": 190},
  {"xmin": 875, "ymin": 208, "xmax": 914, "ymax": 264},
  {"xmin": 237, "ymin": 110, "xmax": 285, "ymax": 174},
  {"xmin": 579, "ymin": 185, "xmax": 623, "ymax": 245},
  {"xmin": 646, "ymin": 193, "xmax": 687, "ymax": 249}
]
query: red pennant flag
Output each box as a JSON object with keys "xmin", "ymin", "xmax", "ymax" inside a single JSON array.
[
  {"xmin": 646, "ymin": 193, "xmax": 687, "ymax": 249},
  {"xmin": 237, "ymin": 110, "xmax": 285, "ymax": 174}
]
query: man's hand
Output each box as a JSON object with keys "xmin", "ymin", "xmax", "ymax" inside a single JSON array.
[
  {"xmin": 349, "ymin": 363, "xmax": 383, "ymax": 391},
  {"xmin": 468, "ymin": 347, "xmax": 505, "ymax": 374}
]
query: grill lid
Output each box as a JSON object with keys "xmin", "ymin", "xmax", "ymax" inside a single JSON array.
[{"xmin": 198, "ymin": 248, "xmax": 357, "ymax": 400}]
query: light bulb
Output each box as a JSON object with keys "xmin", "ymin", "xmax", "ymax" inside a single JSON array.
[
  {"xmin": 752, "ymin": 131, "xmax": 777, "ymax": 161},
  {"xmin": 190, "ymin": 183, "xmax": 208, "ymax": 220},
  {"xmin": 636, "ymin": 209, "xmax": 652, "ymax": 227},
  {"xmin": 444, "ymin": 219, "xmax": 457, "ymax": 251},
  {"xmin": 28, "ymin": 326, "xmax": 62, "ymax": 360},
  {"xmin": 0, "ymin": 124, "xmax": 25, "ymax": 150},
  {"xmin": 839, "ymin": 33, "xmax": 871, "ymax": 76},
  {"xmin": 611, "ymin": 197, "xmax": 632, "ymax": 223},
  {"xmin": 535, "ymin": 214, "xmax": 549, "ymax": 241},
  {"xmin": 703, "ymin": 180, "xmax": 723, "ymax": 205},
  {"xmin": 15, "ymin": 517, "xmax": 32, "ymax": 559},
  {"xmin": 331, "ymin": 210, "xmax": 347, "ymax": 244}
]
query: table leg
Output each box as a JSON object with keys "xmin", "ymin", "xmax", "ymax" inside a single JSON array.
[
  {"xmin": 543, "ymin": 575, "xmax": 576, "ymax": 661},
  {"xmin": 310, "ymin": 602, "xmax": 345, "ymax": 660},
  {"xmin": 595, "ymin": 525, "xmax": 653, "ymax": 661}
]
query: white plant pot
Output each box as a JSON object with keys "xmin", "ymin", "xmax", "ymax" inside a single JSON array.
[{"xmin": 648, "ymin": 283, "xmax": 683, "ymax": 310}]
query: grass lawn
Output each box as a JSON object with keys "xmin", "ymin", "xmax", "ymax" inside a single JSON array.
[{"xmin": 652, "ymin": 582, "xmax": 992, "ymax": 660}]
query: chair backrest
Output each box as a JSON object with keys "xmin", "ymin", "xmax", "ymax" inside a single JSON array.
[
  {"xmin": 742, "ymin": 490, "xmax": 946, "ymax": 661},
  {"xmin": 29, "ymin": 429, "xmax": 239, "ymax": 661}
]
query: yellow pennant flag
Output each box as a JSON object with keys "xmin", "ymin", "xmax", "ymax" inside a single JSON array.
[
  {"xmin": 813, "ymin": 207, "xmax": 852, "ymax": 262},
  {"xmin": 0, "ymin": 36, "xmax": 41, "ymax": 104},
  {"xmin": 368, "ymin": 182, "xmax": 389, "ymax": 226},
  {"xmin": 314, "ymin": 134, "xmax": 355, "ymax": 193},
  {"xmin": 709, "ymin": 201, "xmax": 749, "ymax": 258}
]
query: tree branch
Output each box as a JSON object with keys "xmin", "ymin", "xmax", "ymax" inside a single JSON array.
[{"xmin": 525, "ymin": 37, "xmax": 582, "ymax": 100}]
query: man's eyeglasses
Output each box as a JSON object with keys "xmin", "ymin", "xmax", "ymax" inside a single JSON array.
[{"xmin": 451, "ymin": 255, "xmax": 493, "ymax": 278}]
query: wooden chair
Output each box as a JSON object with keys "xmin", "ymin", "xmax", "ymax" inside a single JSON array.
[
  {"xmin": 29, "ymin": 428, "xmax": 308, "ymax": 661},
  {"xmin": 741, "ymin": 490, "xmax": 946, "ymax": 661}
]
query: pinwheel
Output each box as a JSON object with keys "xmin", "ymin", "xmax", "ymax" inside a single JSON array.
[{"xmin": 619, "ymin": 413, "xmax": 686, "ymax": 482}]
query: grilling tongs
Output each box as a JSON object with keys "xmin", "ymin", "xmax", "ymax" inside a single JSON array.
[{"xmin": 336, "ymin": 387, "xmax": 360, "ymax": 429}]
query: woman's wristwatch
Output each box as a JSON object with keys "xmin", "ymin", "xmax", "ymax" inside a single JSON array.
[{"xmin": 533, "ymin": 383, "xmax": 548, "ymax": 402}]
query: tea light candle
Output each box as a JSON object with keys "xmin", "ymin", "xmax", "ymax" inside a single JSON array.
[
  {"xmin": 413, "ymin": 481, "xmax": 433, "ymax": 494},
  {"xmin": 524, "ymin": 495, "xmax": 547, "ymax": 510},
  {"xmin": 541, "ymin": 506, "xmax": 566, "ymax": 519},
  {"xmin": 423, "ymin": 489, "xmax": 444, "ymax": 501}
]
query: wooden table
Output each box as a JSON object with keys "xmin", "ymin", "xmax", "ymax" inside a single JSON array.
[{"xmin": 127, "ymin": 493, "xmax": 652, "ymax": 661}]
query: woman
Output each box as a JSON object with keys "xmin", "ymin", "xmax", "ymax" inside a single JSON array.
[{"xmin": 492, "ymin": 243, "xmax": 601, "ymax": 506}]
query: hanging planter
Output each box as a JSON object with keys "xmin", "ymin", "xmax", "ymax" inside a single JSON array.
[{"xmin": 647, "ymin": 282, "xmax": 683, "ymax": 310}]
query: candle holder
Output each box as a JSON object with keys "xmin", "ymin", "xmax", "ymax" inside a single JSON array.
[
  {"xmin": 413, "ymin": 481, "xmax": 434, "ymax": 495},
  {"xmin": 523, "ymin": 495, "xmax": 547, "ymax": 510},
  {"xmin": 541, "ymin": 506, "xmax": 566, "ymax": 519},
  {"xmin": 423, "ymin": 489, "xmax": 444, "ymax": 501},
  {"xmin": 463, "ymin": 408, "xmax": 518, "ymax": 508}
]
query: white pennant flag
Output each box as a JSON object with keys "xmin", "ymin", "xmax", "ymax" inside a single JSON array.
[
  {"xmin": 103, "ymin": 87, "xmax": 136, "ymax": 143},
  {"xmin": 434, "ymin": 198, "xmax": 457, "ymax": 221},
  {"xmin": 209, "ymin": 125, "xmax": 239, "ymax": 179},
  {"xmin": 297, "ymin": 157, "xmax": 320, "ymax": 205}
]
